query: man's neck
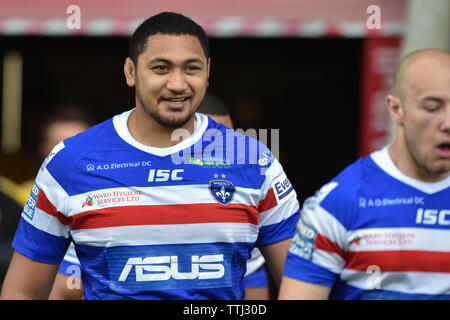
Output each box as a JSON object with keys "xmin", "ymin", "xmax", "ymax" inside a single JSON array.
[{"xmin": 127, "ymin": 107, "xmax": 196, "ymax": 148}]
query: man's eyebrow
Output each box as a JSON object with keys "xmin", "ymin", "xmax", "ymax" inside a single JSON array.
[
  {"xmin": 421, "ymin": 96, "xmax": 444, "ymax": 102},
  {"xmin": 148, "ymin": 57, "xmax": 172, "ymax": 65},
  {"xmin": 147, "ymin": 57, "xmax": 205, "ymax": 65},
  {"xmin": 185, "ymin": 58, "xmax": 204, "ymax": 65}
]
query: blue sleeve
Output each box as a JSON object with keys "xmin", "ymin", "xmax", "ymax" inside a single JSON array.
[
  {"xmin": 256, "ymin": 210, "xmax": 300, "ymax": 246},
  {"xmin": 12, "ymin": 218, "xmax": 70, "ymax": 264},
  {"xmin": 283, "ymin": 251, "xmax": 337, "ymax": 287},
  {"xmin": 244, "ymin": 266, "xmax": 269, "ymax": 288}
]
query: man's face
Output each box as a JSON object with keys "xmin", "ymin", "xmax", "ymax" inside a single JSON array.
[
  {"xmin": 400, "ymin": 57, "xmax": 450, "ymax": 180},
  {"xmin": 126, "ymin": 33, "xmax": 210, "ymax": 128}
]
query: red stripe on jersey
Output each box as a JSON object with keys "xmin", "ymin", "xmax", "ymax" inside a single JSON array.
[
  {"xmin": 346, "ymin": 250, "xmax": 450, "ymax": 273},
  {"xmin": 314, "ymin": 233, "xmax": 345, "ymax": 258},
  {"xmin": 71, "ymin": 203, "xmax": 258, "ymax": 230},
  {"xmin": 36, "ymin": 190, "xmax": 71, "ymax": 226},
  {"xmin": 258, "ymin": 188, "xmax": 277, "ymax": 213}
]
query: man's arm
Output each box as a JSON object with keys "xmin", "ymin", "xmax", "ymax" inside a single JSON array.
[
  {"xmin": 48, "ymin": 273, "xmax": 83, "ymax": 300},
  {"xmin": 278, "ymin": 276, "xmax": 331, "ymax": 300},
  {"xmin": 0, "ymin": 250, "xmax": 59, "ymax": 299},
  {"xmin": 259, "ymin": 238, "xmax": 292, "ymax": 287}
]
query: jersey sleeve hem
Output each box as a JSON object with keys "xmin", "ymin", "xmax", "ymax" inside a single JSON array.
[
  {"xmin": 12, "ymin": 218, "xmax": 70, "ymax": 265},
  {"xmin": 256, "ymin": 209, "xmax": 300, "ymax": 247},
  {"xmin": 283, "ymin": 251, "xmax": 337, "ymax": 287}
]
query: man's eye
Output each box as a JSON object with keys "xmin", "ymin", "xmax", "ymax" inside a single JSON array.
[
  {"xmin": 186, "ymin": 66, "xmax": 201, "ymax": 72},
  {"xmin": 152, "ymin": 65, "xmax": 168, "ymax": 72},
  {"xmin": 424, "ymin": 104, "xmax": 440, "ymax": 112}
]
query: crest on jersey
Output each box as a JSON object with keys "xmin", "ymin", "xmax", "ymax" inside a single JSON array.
[{"xmin": 209, "ymin": 180, "xmax": 236, "ymax": 205}]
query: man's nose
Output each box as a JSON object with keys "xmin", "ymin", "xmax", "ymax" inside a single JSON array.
[
  {"xmin": 166, "ymin": 69, "xmax": 188, "ymax": 92},
  {"xmin": 441, "ymin": 104, "xmax": 450, "ymax": 132}
]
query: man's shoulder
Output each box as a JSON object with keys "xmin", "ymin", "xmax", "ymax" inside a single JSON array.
[
  {"xmin": 323, "ymin": 157, "xmax": 369, "ymax": 196},
  {"xmin": 41, "ymin": 117, "xmax": 115, "ymax": 179},
  {"xmin": 308, "ymin": 157, "xmax": 373, "ymax": 219},
  {"xmin": 62, "ymin": 117, "xmax": 115, "ymax": 153},
  {"xmin": 341, "ymin": 155, "xmax": 367, "ymax": 175}
]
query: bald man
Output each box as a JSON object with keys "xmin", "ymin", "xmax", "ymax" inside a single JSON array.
[{"xmin": 279, "ymin": 48, "xmax": 450, "ymax": 300}]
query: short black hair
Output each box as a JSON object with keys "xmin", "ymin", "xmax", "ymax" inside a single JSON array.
[
  {"xmin": 197, "ymin": 92, "xmax": 230, "ymax": 116},
  {"xmin": 128, "ymin": 12, "xmax": 210, "ymax": 65}
]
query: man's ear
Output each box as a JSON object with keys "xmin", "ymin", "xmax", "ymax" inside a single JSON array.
[
  {"xmin": 386, "ymin": 94, "xmax": 404, "ymax": 126},
  {"xmin": 124, "ymin": 57, "xmax": 136, "ymax": 87}
]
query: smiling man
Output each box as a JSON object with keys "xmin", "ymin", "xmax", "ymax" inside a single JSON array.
[
  {"xmin": 279, "ymin": 48, "xmax": 450, "ymax": 300},
  {"xmin": 1, "ymin": 12, "xmax": 300, "ymax": 300}
]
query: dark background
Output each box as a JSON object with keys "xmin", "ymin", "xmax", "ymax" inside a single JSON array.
[{"xmin": 0, "ymin": 35, "xmax": 361, "ymax": 204}]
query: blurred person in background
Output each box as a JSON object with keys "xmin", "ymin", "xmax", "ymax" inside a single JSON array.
[
  {"xmin": 0, "ymin": 177, "xmax": 24, "ymax": 207},
  {"xmin": 231, "ymin": 97, "xmax": 264, "ymax": 131},
  {"xmin": 279, "ymin": 48, "xmax": 450, "ymax": 300},
  {"xmin": 36, "ymin": 104, "xmax": 93, "ymax": 299},
  {"xmin": 0, "ymin": 104, "xmax": 92, "ymax": 296},
  {"xmin": 16, "ymin": 104, "xmax": 94, "ymax": 206},
  {"xmin": 1, "ymin": 12, "xmax": 299, "ymax": 300},
  {"xmin": 198, "ymin": 92, "xmax": 270, "ymax": 300},
  {"xmin": 199, "ymin": 92, "xmax": 234, "ymax": 128},
  {"xmin": 20, "ymin": 104, "xmax": 93, "ymax": 299},
  {"xmin": 0, "ymin": 188, "xmax": 22, "ymax": 292}
]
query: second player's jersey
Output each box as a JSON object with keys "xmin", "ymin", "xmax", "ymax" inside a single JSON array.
[
  {"xmin": 13, "ymin": 109, "xmax": 300, "ymax": 300},
  {"xmin": 284, "ymin": 147, "xmax": 450, "ymax": 299}
]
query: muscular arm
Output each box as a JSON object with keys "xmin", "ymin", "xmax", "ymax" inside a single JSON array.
[
  {"xmin": 259, "ymin": 238, "xmax": 292, "ymax": 287},
  {"xmin": 278, "ymin": 276, "xmax": 331, "ymax": 300},
  {"xmin": 48, "ymin": 273, "xmax": 83, "ymax": 300},
  {"xmin": 0, "ymin": 250, "xmax": 59, "ymax": 299}
]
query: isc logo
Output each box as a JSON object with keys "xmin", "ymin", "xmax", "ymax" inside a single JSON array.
[
  {"xmin": 415, "ymin": 208, "xmax": 450, "ymax": 225},
  {"xmin": 148, "ymin": 169, "xmax": 184, "ymax": 182},
  {"xmin": 118, "ymin": 254, "xmax": 225, "ymax": 282}
]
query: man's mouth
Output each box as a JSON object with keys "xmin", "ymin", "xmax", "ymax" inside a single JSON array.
[
  {"xmin": 437, "ymin": 142, "xmax": 450, "ymax": 158},
  {"xmin": 161, "ymin": 96, "xmax": 190, "ymax": 105}
]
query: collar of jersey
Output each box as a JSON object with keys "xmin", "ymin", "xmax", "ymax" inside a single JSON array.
[
  {"xmin": 371, "ymin": 146, "xmax": 450, "ymax": 194},
  {"xmin": 112, "ymin": 108, "xmax": 208, "ymax": 157}
]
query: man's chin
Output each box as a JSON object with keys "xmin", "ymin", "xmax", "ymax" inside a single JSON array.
[
  {"xmin": 153, "ymin": 112, "xmax": 194, "ymax": 129},
  {"xmin": 138, "ymin": 100, "xmax": 198, "ymax": 129},
  {"xmin": 422, "ymin": 161, "xmax": 450, "ymax": 180},
  {"xmin": 433, "ymin": 163, "xmax": 450, "ymax": 176}
]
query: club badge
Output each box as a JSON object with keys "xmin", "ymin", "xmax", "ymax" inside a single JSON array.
[{"xmin": 209, "ymin": 179, "xmax": 236, "ymax": 205}]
